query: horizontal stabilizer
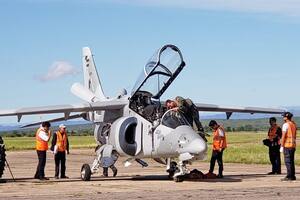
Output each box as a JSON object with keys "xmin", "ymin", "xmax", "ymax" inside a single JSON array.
[{"xmin": 71, "ymin": 83, "xmax": 99, "ymax": 103}]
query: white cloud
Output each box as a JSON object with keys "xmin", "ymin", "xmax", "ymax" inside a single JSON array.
[
  {"xmin": 37, "ymin": 61, "xmax": 79, "ymax": 82},
  {"xmin": 109, "ymin": 0, "xmax": 300, "ymax": 16}
]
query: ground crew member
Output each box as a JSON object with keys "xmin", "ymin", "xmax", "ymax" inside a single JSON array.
[
  {"xmin": 165, "ymin": 96, "xmax": 206, "ymax": 140},
  {"xmin": 34, "ymin": 121, "xmax": 51, "ymax": 180},
  {"xmin": 267, "ymin": 117, "xmax": 282, "ymax": 175},
  {"xmin": 50, "ymin": 124, "xmax": 69, "ymax": 179},
  {"xmin": 102, "ymin": 152, "xmax": 118, "ymax": 177},
  {"xmin": 96, "ymin": 125, "xmax": 118, "ymax": 177},
  {"xmin": 208, "ymin": 120, "xmax": 227, "ymax": 178},
  {"xmin": 280, "ymin": 112, "xmax": 297, "ymax": 181}
]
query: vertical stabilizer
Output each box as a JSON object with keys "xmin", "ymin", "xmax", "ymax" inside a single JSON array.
[{"xmin": 82, "ymin": 47, "xmax": 106, "ymax": 100}]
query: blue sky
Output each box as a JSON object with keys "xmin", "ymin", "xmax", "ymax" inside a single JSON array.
[{"xmin": 0, "ymin": 0, "xmax": 299, "ymax": 123}]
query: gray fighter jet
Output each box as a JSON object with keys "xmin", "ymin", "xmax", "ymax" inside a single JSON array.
[{"xmin": 0, "ymin": 44, "xmax": 284, "ymax": 182}]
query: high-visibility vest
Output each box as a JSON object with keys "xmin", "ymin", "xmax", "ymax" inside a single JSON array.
[
  {"xmin": 56, "ymin": 131, "xmax": 68, "ymax": 152},
  {"xmin": 36, "ymin": 128, "xmax": 50, "ymax": 151},
  {"xmin": 283, "ymin": 121, "xmax": 297, "ymax": 148},
  {"xmin": 212, "ymin": 126, "xmax": 227, "ymax": 151},
  {"xmin": 268, "ymin": 125, "xmax": 281, "ymax": 145}
]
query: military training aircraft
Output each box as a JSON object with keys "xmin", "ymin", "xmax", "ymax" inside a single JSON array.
[{"xmin": 0, "ymin": 44, "xmax": 285, "ymax": 182}]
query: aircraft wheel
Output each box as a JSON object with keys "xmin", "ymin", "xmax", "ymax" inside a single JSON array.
[
  {"xmin": 0, "ymin": 136, "xmax": 6, "ymax": 179},
  {"xmin": 173, "ymin": 175, "xmax": 184, "ymax": 182},
  {"xmin": 168, "ymin": 171, "xmax": 175, "ymax": 179},
  {"xmin": 81, "ymin": 164, "xmax": 91, "ymax": 181}
]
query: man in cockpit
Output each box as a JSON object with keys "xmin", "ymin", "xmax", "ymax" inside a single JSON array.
[{"xmin": 165, "ymin": 96, "xmax": 206, "ymax": 141}]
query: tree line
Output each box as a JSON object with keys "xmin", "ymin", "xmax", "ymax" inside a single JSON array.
[{"xmin": 0, "ymin": 129, "xmax": 94, "ymax": 137}]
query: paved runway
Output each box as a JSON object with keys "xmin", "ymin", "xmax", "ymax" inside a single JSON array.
[{"xmin": 1, "ymin": 149, "xmax": 300, "ymax": 199}]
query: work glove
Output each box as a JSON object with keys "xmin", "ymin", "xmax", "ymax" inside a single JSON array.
[{"xmin": 280, "ymin": 146, "xmax": 284, "ymax": 153}]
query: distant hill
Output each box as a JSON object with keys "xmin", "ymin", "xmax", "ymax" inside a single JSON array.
[
  {"xmin": 201, "ymin": 117, "xmax": 300, "ymax": 131},
  {"xmin": 0, "ymin": 120, "xmax": 92, "ymax": 133},
  {"xmin": 284, "ymin": 106, "xmax": 300, "ymax": 116},
  {"xmin": 0, "ymin": 125, "xmax": 18, "ymax": 132}
]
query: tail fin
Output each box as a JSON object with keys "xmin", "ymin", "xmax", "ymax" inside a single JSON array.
[{"xmin": 82, "ymin": 47, "xmax": 106, "ymax": 100}]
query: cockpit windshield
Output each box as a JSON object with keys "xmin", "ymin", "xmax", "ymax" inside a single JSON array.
[
  {"xmin": 161, "ymin": 109, "xmax": 190, "ymax": 129},
  {"xmin": 131, "ymin": 44, "xmax": 185, "ymax": 99}
]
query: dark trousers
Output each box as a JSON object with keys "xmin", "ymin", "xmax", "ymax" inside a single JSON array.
[
  {"xmin": 284, "ymin": 148, "xmax": 296, "ymax": 179},
  {"xmin": 103, "ymin": 165, "xmax": 117, "ymax": 176},
  {"xmin": 55, "ymin": 151, "xmax": 66, "ymax": 177},
  {"xmin": 34, "ymin": 150, "xmax": 47, "ymax": 178},
  {"xmin": 209, "ymin": 149, "xmax": 224, "ymax": 175},
  {"xmin": 269, "ymin": 146, "xmax": 281, "ymax": 173}
]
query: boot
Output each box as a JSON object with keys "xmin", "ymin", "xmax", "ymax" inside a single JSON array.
[
  {"xmin": 111, "ymin": 165, "xmax": 118, "ymax": 177},
  {"xmin": 103, "ymin": 167, "xmax": 108, "ymax": 177}
]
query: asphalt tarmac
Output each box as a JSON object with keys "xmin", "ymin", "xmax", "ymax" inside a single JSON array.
[{"xmin": 1, "ymin": 149, "xmax": 299, "ymax": 200}]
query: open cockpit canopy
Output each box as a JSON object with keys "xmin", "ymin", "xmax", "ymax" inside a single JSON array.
[{"xmin": 131, "ymin": 44, "xmax": 185, "ymax": 100}]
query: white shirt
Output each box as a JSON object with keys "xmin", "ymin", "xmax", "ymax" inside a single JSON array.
[
  {"xmin": 282, "ymin": 122, "xmax": 289, "ymax": 133},
  {"xmin": 38, "ymin": 128, "xmax": 50, "ymax": 141},
  {"xmin": 218, "ymin": 128, "xmax": 224, "ymax": 137}
]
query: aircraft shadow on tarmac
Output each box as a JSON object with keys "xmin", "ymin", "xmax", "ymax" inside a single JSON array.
[
  {"xmin": 131, "ymin": 175, "xmax": 242, "ymax": 183},
  {"xmin": 2, "ymin": 174, "xmax": 266, "ymax": 183},
  {"xmin": 3, "ymin": 172, "xmax": 288, "ymax": 184},
  {"xmin": 229, "ymin": 173, "xmax": 285, "ymax": 180}
]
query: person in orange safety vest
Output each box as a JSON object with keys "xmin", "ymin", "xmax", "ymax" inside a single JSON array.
[
  {"xmin": 280, "ymin": 112, "xmax": 297, "ymax": 181},
  {"xmin": 34, "ymin": 121, "xmax": 51, "ymax": 180},
  {"xmin": 267, "ymin": 117, "xmax": 282, "ymax": 175},
  {"xmin": 208, "ymin": 120, "xmax": 227, "ymax": 178},
  {"xmin": 50, "ymin": 124, "xmax": 69, "ymax": 179}
]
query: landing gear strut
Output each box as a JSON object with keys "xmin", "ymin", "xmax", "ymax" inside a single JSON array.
[
  {"xmin": 173, "ymin": 161, "xmax": 189, "ymax": 182},
  {"xmin": 166, "ymin": 158, "xmax": 190, "ymax": 182}
]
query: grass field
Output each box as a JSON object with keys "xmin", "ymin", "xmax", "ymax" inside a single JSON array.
[
  {"xmin": 2, "ymin": 132, "xmax": 300, "ymax": 165},
  {"xmin": 3, "ymin": 136, "xmax": 97, "ymax": 151},
  {"xmin": 205, "ymin": 131, "xmax": 300, "ymax": 165}
]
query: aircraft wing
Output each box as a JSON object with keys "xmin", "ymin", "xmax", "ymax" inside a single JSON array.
[
  {"xmin": 195, "ymin": 103, "xmax": 285, "ymax": 119},
  {"xmin": 0, "ymin": 100, "xmax": 127, "ymax": 122}
]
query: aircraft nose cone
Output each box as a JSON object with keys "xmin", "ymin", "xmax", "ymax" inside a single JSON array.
[{"xmin": 186, "ymin": 138, "xmax": 207, "ymax": 154}]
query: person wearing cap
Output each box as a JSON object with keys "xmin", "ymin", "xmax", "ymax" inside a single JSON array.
[
  {"xmin": 50, "ymin": 124, "xmax": 70, "ymax": 179},
  {"xmin": 266, "ymin": 117, "xmax": 282, "ymax": 175},
  {"xmin": 207, "ymin": 120, "xmax": 227, "ymax": 178},
  {"xmin": 280, "ymin": 112, "xmax": 297, "ymax": 181},
  {"xmin": 165, "ymin": 96, "xmax": 206, "ymax": 141},
  {"xmin": 34, "ymin": 121, "xmax": 51, "ymax": 180}
]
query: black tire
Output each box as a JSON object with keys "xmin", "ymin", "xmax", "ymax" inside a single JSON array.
[
  {"xmin": 167, "ymin": 161, "xmax": 177, "ymax": 179},
  {"xmin": 168, "ymin": 171, "xmax": 175, "ymax": 179},
  {"xmin": 81, "ymin": 164, "xmax": 91, "ymax": 181},
  {"xmin": 173, "ymin": 175, "xmax": 184, "ymax": 182},
  {"xmin": 0, "ymin": 136, "xmax": 6, "ymax": 179}
]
